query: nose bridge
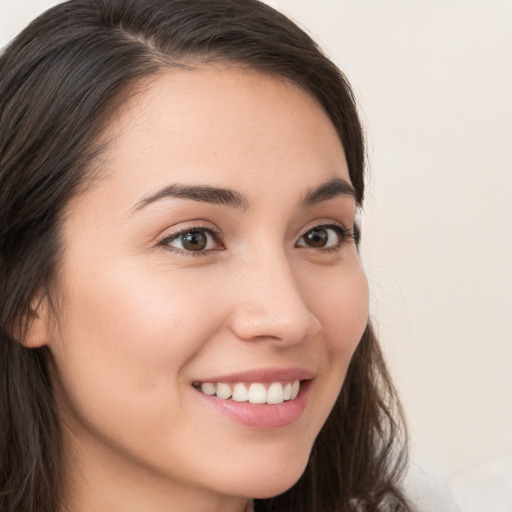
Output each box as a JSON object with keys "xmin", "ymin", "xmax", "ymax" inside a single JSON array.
[{"xmin": 228, "ymin": 247, "xmax": 320, "ymax": 344}]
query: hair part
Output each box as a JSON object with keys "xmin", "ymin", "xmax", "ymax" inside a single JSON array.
[{"xmin": 0, "ymin": 1, "xmax": 410, "ymax": 510}]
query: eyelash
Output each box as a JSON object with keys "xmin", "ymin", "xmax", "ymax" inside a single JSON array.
[
  {"xmin": 300, "ymin": 223, "xmax": 358, "ymax": 252},
  {"xmin": 158, "ymin": 222, "xmax": 358, "ymax": 256},
  {"xmin": 158, "ymin": 225, "xmax": 224, "ymax": 257}
]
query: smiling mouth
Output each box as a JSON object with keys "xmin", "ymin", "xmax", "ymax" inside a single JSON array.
[{"xmin": 192, "ymin": 380, "xmax": 302, "ymax": 405}]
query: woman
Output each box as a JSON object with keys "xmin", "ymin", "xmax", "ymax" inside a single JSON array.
[{"xmin": 0, "ymin": 1, "xmax": 411, "ymax": 511}]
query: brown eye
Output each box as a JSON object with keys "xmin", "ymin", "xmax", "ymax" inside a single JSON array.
[
  {"xmin": 164, "ymin": 228, "xmax": 221, "ymax": 253},
  {"xmin": 302, "ymin": 227, "xmax": 328, "ymax": 247},
  {"xmin": 181, "ymin": 231, "xmax": 208, "ymax": 251},
  {"xmin": 296, "ymin": 225, "xmax": 347, "ymax": 249}
]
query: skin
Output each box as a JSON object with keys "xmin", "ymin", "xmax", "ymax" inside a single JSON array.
[{"xmin": 28, "ymin": 66, "xmax": 369, "ymax": 512}]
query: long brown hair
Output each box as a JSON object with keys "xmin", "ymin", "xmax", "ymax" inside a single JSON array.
[{"xmin": 0, "ymin": 1, "xmax": 411, "ymax": 510}]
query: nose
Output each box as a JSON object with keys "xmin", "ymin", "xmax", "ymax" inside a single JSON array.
[{"xmin": 227, "ymin": 252, "xmax": 321, "ymax": 346}]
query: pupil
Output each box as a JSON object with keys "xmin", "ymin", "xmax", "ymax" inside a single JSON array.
[
  {"xmin": 182, "ymin": 231, "xmax": 207, "ymax": 251},
  {"xmin": 306, "ymin": 228, "xmax": 327, "ymax": 247}
]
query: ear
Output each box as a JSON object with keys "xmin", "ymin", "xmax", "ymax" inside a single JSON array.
[{"xmin": 22, "ymin": 295, "xmax": 51, "ymax": 348}]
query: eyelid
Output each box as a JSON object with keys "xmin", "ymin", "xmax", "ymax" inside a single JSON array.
[
  {"xmin": 295, "ymin": 222, "xmax": 356, "ymax": 249},
  {"xmin": 155, "ymin": 219, "xmax": 358, "ymax": 255},
  {"xmin": 157, "ymin": 222, "xmax": 225, "ymax": 254},
  {"xmin": 296, "ymin": 219, "xmax": 352, "ymax": 239}
]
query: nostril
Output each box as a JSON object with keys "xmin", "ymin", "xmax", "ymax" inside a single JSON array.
[{"xmin": 228, "ymin": 306, "xmax": 320, "ymax": 345}]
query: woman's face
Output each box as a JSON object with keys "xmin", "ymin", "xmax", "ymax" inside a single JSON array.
[{"xmin": 45, "ymin": 66, "xmax": 369, "ymax": 510}]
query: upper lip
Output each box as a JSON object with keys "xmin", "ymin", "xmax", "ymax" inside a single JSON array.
[{"xmin": 193, "ymin": 367, "xmax": 314, "ymax": 384}]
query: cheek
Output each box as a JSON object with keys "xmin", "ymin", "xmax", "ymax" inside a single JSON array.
[
  {"xmin": 56, "ymin": 257, "xmax": 221, "ymax": 360},
  {"xmin": 47, "ymin": 257, "xmax": 239, "ymax": 486},
  {"xmin": 297, "ymin": 258, "xmax": 369, "ymax": 434},
  {"xmin": 48, "ymin": 258, "xmax": 226, "ymax": 429},
  {"xmin": 307, "ymin": 259, "xmax": 369, "ymax": 357}
]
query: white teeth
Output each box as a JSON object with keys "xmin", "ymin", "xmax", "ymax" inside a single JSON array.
[
  {"xmin": 248, "ymin": 383, "xmax": 267, "ymax": 404},
  {"xmin": 267, "ymin": 382, "xmax": 284, "ymax": 404},
  {"xmin": 216, "ymin": 382, "xmax": 232, "ymax": 400},
  {"xmin": 291, "ymin": 380, "xmax": 300, "ymax": 400},
  {"xmin": 201, "ymin": 382, "xmax": 216, "ymax": 395},
  {"xmin": 232, "ymin": 383, "xmax": 249, "ymax": 402},
  {"xmin": 283, "ymin": 382, "xmax": 292, "ymax": 401},
  {"xmin": 198, "ymin": 379, "xmax": 303, "ymax": 404}
]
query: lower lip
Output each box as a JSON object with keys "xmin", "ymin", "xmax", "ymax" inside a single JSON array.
[{"xmin": 194, "ymin": 381, "xmax": 312, "ymax": 429}]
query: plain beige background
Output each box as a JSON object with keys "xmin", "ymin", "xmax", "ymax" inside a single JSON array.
[{"xmin": 1, "ymin": 1, "xmax": 511, "ymax": 510}]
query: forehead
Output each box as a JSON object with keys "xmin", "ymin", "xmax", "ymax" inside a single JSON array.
[{"xmin": 76, "ymin": 65, "xmax": 349, "ymax": 214}]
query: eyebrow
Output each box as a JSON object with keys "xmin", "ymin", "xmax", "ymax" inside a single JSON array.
[
  {"xmin": 132, "ymin": 177, "xmax": 356, "ymax": 213},
  {"xmin": 132, "ymin": 183, "xmax": 249, "ymax": 211},
  {"xmin": 302, "ymin": 177, "xmax": 357, "ymax": 205}
]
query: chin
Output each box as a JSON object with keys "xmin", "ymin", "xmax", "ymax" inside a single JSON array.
[
  {"xmin": 249, "ymin": 471, "xmax": 304, "ymax": 500},
  {"xmin": 216, "ymin": 449, "xmax": 310, "ymax": 500}
]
